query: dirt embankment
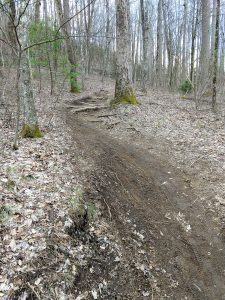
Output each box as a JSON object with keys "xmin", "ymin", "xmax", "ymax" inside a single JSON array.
[{"xmin": 65, "ymin": 93, "xmax": 225, "ymax": 300}]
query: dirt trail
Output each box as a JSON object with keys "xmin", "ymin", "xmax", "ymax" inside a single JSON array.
[{"xmin": 66, "ymin": 96, "xmax": 225, "ymax": 299}]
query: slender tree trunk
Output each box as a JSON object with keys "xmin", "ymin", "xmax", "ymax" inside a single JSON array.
[
  {"xmin": 7, "ymin": 0, "xmax": 16, "ymax": 44},
  {"xmin": 55, "ymin": 0, "xmax": 79, "ymax": 93},
  {"xmin": 181, "ymin": 0, "xmax": 187, "ymax": 80},
  {"xmin": 190, "ymin": 0, "xmax": 199, "ymax": 82},
  {"xmin": 140, "ymin": 0, "xmax": 149, "ymax": 92},
  {"xmin": 212, "ymin": 0, "xmax": 220, "ymax": 109},
  {"xmin": 83, "ymin": 0, "xmax": 95, "ymax": 74},
  {"xmin": 20, "ymin": 32, "xmax": 42, "ymax": 138},
  {"xmin": 199, "ymin": 0, "xmax": 210, "ymax": 89},
  {"xmin": 43, "ymin": 0, "xmax": 55, "ymax": 94},
  {"xmin": 211, "ymin": 0, "xmax": 217, "ymax": 56},
  {"xmin": 220, "ymin": 17, "xmax": 225, "ymax": 82},
  {"xmin": 113, "ymin": 0, "xmax": 138, "ymax": 106},
  {"xmin": 34, "ymin": 0, "xmax": 41, "ymax": 24},
  {"xmin": 156, "ymin": 0, "xmax": 163, "ymax": 87},
  {"xmin": 102, "ymin": 0, "xmax": 111, "ymax": 80}
]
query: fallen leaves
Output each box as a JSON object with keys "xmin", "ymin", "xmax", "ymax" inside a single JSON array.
[{"xmin": 0, "ymin": 86, "xmax": 83, "ymax": 298}]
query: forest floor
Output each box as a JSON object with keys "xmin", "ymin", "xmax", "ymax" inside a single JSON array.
[{"xmin": 1, "ymin": 75, "xmax": 225, "ymax": 299}]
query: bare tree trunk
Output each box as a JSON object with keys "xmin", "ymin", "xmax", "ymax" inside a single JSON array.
[
  {"xmin": 20, "ymin": 30, "xmax": 42, "ymax": 138},
  {"xmin": 34, "ymin": 0, "xmax": 41, "ymax": 24},
  {"xmin": 42, "ymin": 0, "xmax": 55, "ymax": 94},
  {"xmin": 83, "ymin": 0, "xmax": 95, "ymax": 74},
  {"xmin": 102, "ymin": 0, "xmax": 111, "ymax": 80},
  {"xmin": 199, "ymin": 0, "xmax": 210, "ymax": 89},
  {"xmin": 212, "ymin": 0, "xmax": 220, "ymax": 109},
  {"xmin": 140, "ymin": 0, "xmax": 149, "ymax": 92},
  {"xmin": 156, "ymin": 0, "xmax": 163, "ymax": 87},
  {"xmin": 55, "ymin": 0, "xmax": 79, "ymax": 93},
  {"xmin": 181, "ymin": 0, "xmax": 187, "ymax": 80},
  {"xmin": 211, "ymin": 0, "xmax": 217, "ymax": 56},
  {"xmin": 113, "ymin": 0, "xmax": 138, "ymax": 106},
  {"xmin": 220, "ymin": 15, "xmax": 225, "ymax": 83},
  {"xmin": 190, "ymin": 0, "xmax": 199, "ymax": 82},
  {"xmin": 163, "ymin": 2, "xmax": 174, "ymax": 88},
  {"xmin": 7, "ymin": 0, "xmax": 16, "ymax": 44}
]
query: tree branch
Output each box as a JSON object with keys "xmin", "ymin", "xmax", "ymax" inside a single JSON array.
[
  {"xmin": 16, "ymin": 0, "xmax": 31, "ymax": 27},
  {"xmin": 23, "ymin": 34, "xmax": 115, "ymax": 52},
  {"xmin": 55, "ymin": 0, "xmax": 96, "ymax": 35}
]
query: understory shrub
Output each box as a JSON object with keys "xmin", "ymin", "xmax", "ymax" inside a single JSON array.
[{"xmin": 179, "ymin": 80, "xmax": 193, "ymax": 94}]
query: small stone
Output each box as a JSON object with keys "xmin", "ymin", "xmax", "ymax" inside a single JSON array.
[
  {"xmin": 9, "ymin": 239, "xmax": 17, "ymax": 252},
  {"xmin": 91, "ymin": 290, "xmax": 98, "ymax": 299}
]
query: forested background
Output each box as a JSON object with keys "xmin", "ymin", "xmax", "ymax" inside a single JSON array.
[
  {"xmin": 0, "ymin": 1, "xmax": 224, "ymax": 94},
  {"xmin": 0, "ymin": 0, "xmax": 224, "ymax": 144}
]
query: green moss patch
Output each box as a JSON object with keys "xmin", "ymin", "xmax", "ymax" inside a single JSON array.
[
  {"xmin": 111, "ymin": 92, "xmax": 139, "ymax": 107},
  {"xmin": 21, "ymin": 124, "xmax": 43, "ymax": 138},
  {"xmin": 0, "ymin": 205, "xmax": 11, "ymax": 225}
]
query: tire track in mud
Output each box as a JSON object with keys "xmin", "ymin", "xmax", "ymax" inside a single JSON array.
[{"xmin": 66, "ymin": 100, "xmax": 225, "ymax": 299}]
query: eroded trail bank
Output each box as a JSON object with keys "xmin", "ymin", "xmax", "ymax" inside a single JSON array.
[{"xmin": 66, "ymin": 107, "xmax": 225, "ymax": 300}]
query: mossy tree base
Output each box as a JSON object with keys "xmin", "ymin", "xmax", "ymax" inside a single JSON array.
[
  {"xmin": 111, "ymin": 91, "xmax": 139, "ymax": 107},
  {"xmin": 21, "ymin": 124, "xmax": 43, "ymax": 138}
]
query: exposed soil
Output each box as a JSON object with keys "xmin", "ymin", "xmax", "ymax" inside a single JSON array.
[{"xmin": 65, "ymin": 93, "xmax": 225, "ymax": 299}]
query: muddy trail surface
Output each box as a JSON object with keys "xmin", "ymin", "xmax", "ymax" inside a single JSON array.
[{"xmin": 65, "ymin": 94, "xmax": 225, "ymax": 300}]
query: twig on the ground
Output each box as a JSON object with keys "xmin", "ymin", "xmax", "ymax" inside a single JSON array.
[
  {"xmin": 27, "ymin": 283, "xmax": 41, "ymax": 300},
  {"xmin": 190, "ymin": 151, "xmax": 213, "ymax": 167},
  {"xmin": 103, "ymin": 197, "xmax": 112, "ymax": 221},
  {"xmin": 193, "ymin": 283, "xmax": 202, "ymax": 292}
]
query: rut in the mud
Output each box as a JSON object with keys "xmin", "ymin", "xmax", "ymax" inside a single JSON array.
[{"xmin": 66, "ymin": 96, "xmax": 225, "ymax": 300}]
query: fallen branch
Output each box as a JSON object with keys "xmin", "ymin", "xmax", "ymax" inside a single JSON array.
[{"xmin": 190, "ymin": 151, "xmax": 213, "ymax": 167}]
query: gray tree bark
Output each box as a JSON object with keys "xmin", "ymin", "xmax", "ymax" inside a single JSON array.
[
  {"xmin": 190, "ymin": 0, "xmax": 199, "ymax": 82},
  {"xmin": 19, "ymin": 29, "xmax": 42, "ymax": 138},
  {"xmin": 181, "ymin": 0, "xmax": 187, "ymax": 80},
  {"xmin": 55, "ymin": 0, "xmax": 79, "ymax": 93},
  {"xmin": 113, "ymin": 0, "xmax": 138, "ymax": 105},
  {"xmin": 211, "ymin": 0, "xmax": 217, "ymax": 56},
  {"xmin": 140, "ymin": 0, "xmax": 149, "ymax": 92},
  {"xmin": 212, "ymin": 0, "xmax": 220, "ymax": 109},
  {"xmin": 34, "ymin": 0, "xmax": 41, "ymax": 24},
  {"xmin": 156, "ymin": 0, "xmax": 163, "ymax": 87},
  {"xmin": 199, "ymin": 0, "xmax": 210, "ymax": 88},
  {"xmin": 102, "ymin": 0, "xmax": 111, "ymax": 80}
]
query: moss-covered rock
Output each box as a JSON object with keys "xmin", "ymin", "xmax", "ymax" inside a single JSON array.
[{"xmin": 21, "ymin": 124, "xmax": 43, "ymax": 138}]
